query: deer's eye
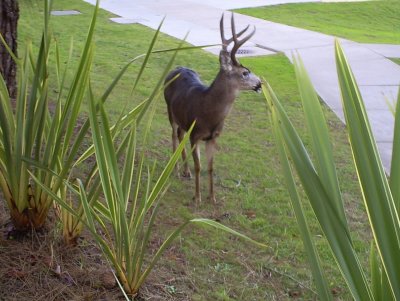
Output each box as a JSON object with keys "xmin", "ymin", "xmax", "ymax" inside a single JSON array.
[{"xmin": 242, "ymin": 71, "xmax": 250, "ymax": 78}]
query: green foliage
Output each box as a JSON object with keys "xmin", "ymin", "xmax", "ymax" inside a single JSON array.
[
  {"xmin": 236, "ymin": 1, "xmax": 400, "ymax": 44},
  {"xmin": 0, "ymin": 0, "xmax": 149, "ymax": 240},
  {"xmin": 264, "ymin": 41, "xmax": 400, "ymax": 300},
  {"xmin": 13, "ymin": 0, "xmax": 377, "ymax": 298},
  {"xmin": 391, "ymin": 58, "xmax": 400, "ymax": 66},
  {"xmin": 0, "ymin": 0, "xmax": 203, "ymax": 241},
  {"xmin": 25, "ymin": 3, "xmax": 265, "ymax": 296},
  {"xmin": 34, "ymin": 81, "xmax": 264, "ymax": 296},
  {"xmin": 0, "ymin": 0, "xmax": 98, "ymax": 231}
]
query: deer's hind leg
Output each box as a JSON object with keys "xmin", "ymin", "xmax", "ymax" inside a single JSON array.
[
  {"xmin": 205, "ymin": 139, "xmax": 217, "ymax": 203},
  {"xmin": 170, "ymin": 121, "xmax": 181, "ymax": 176},
  {"xmin": 178, "ymin": 127, "xmax": 191, "ymax": 178},
  {"xmin": 191, "ymin": 140, "xmax": 201, "ymax": 204}
]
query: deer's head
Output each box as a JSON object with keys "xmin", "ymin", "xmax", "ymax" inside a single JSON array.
[{"xmin": 219, "ymin": 13, "xmax": 262, "ymax": 93}]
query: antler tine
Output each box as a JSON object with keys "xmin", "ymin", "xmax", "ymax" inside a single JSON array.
[
  {"xmin": 230, "ymin": 13, "xmax": 256, "ymax": 65},
  {"xmin": 220, "ymin": 13, "xmax": 250, "ymax": 51},
  {"xmin": 220, "ymin": 13, "xmax": 231, "ymax": 51}
]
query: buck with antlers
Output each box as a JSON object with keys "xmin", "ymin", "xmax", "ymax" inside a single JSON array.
[{"xmin": 164, "ymin": 13, "xmax": 261, "ymax": 204}]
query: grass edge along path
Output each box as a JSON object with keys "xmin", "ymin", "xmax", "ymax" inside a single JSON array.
[{"xmin": 235, "ymin": 1, "xmax": 400, "ymax": 45}]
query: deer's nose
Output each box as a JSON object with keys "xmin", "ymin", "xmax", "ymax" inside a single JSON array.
[{"xmin": 253, "ymin": 82, "xmax": 262, "ymax": 93}]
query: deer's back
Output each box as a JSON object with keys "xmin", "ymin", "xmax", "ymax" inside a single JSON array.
[
  {"xmin": 164, "ymin": 67, "xmax": 207, "ymax": 104},
  {"xmin": 164, "ymin": 67, "xmax": 210, "ymax": 131}
]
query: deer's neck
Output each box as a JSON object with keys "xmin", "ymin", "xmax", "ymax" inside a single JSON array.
[
  {"xmin": 200, "ymin": 72, "xmax": 239, "ymax": 123},
  {"xmin": 207, "ymin": 71, "xmax": 239, "ymax": 106}
]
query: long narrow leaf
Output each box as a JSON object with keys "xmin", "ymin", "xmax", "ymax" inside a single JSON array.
[
  {"xmin": 132, "ymin": 17, "xmax": 165, "ymax": 91},
  {"xmin": 87, "ymin": 84, "xmax": 117, "ymax": 224},
  {"xmin": 74, "ymin": 100, "xmax": 146, "ymax": 167},
  {"xmin": 390, "ymin": 87, "xmax": 400, "ymax": 212},
  {"xmin": 294, "ymin": 55, "xmax": 347, "ymax": 227},
  {"xmin": 335, "ymin": 40, "xmax": 400, "ymax": 299},
  {"xmin": 264, "ymin": 84, "xmax": 332, "ymax": 300},
  {"xmin": 264, "ymin": 81, "xmax": 372, "ymax": 300},
  {"xmin": 137, "ymin": 218, "xmax": 266, "ymax": 289},
  {"xmin": 137, "ymin": 33, "xmax": 189, "ymax": 124},
  {"xmin": 144, "ymin": 122, "xmax": 194, "ymax": 212},
  {"xmin": 0, "ymin": 74, "xmax": 15, "ymax": 135}
]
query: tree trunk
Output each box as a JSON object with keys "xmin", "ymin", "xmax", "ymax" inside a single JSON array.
[{"xmin": 0, "ymin": 0, "xmax": 19, "ymax": 99}]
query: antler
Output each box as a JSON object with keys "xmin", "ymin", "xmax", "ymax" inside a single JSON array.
[
  {"xmin": 219, "ymin": 13, "xmax": 250, "ymax": 52},
  {"xmin": 230, "ymin": 13, "xmax": 256, "ymax": 66}
]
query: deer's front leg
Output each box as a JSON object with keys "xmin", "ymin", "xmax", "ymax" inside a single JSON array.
[
  {"xmin": 171, "ymin": 122, "xmax": 180, "ymax": 176},
  {"xmin": 205, "ymin": 139, "xmax": 217, "ymax": 203},
  {"xmin": 191, "ymin": 141, "xmax": 201, "ymax": 203},
  {"xmin": 178, "ymin": 127, "xmax": 191, "ymax": 178}
]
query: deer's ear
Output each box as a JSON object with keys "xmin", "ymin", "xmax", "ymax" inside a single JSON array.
[{"xmin": 219, "ymin": 51, "xmax": 233, "ymax": 71}]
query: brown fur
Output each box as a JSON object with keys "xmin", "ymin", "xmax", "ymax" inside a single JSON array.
[{"xmin": 164, "ymin": 14, "xmax": 261, "ymax": 203}]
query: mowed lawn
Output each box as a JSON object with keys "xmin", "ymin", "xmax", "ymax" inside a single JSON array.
[
  {"xmin": 236, "ymin": 1, "xmax": 400, "ymax": 44},
  {"xmin": 0, "ymin": 0, "xmax": 373, "ymax": 300}
]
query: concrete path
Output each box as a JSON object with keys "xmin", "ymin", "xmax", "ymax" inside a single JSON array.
[{"xmin": 84, "ymin": 0, "xmax": 400, "ymax": 172}]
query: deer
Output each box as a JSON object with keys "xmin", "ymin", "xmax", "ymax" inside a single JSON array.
[{"xmin": 164, "ymin": 13, "xmax": 262, "ymax": 204}]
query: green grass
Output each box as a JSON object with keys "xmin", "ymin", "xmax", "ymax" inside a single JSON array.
[
  {"xmin": 5, "ymin": 0, "xmax": 372, "ymax": 300},
  {"xmin": 235, "ymin": 1, "xmax": 400, "ymax": 44}
]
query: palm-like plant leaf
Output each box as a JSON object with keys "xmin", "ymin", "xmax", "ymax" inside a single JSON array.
[
  {"xmin": 335, "ymin": 40, "xmax": 400, "ymax": 299},
  {"xmin": 264, "ymin": 83, "xmax": 332, "ymax": 300},
  {"xmin": 264, "ymin": 40, "xmax": 400, "ymax": 300}
]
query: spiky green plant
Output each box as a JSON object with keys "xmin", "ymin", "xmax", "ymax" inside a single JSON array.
[
  {"xmin": 0, "ymin": 0, "xmax": 99, "ymax": 231},
  {"xmin": 33, "ymin": 85, "xmax": 264, "ymax": 296},
  {"xmin": 54, "ymin": 9, "xmax": 185, "ymax": 245},
  {"xmin": 24, "ymin": 5, "xmax": 264, "ymax": 295},
  {"xmin": 263, "ymin": 40, "xmax": 400, "ymax": 300},
  {"xmin": 0, "ymin": 0, "xmax": 207, "ymax": 242}
]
